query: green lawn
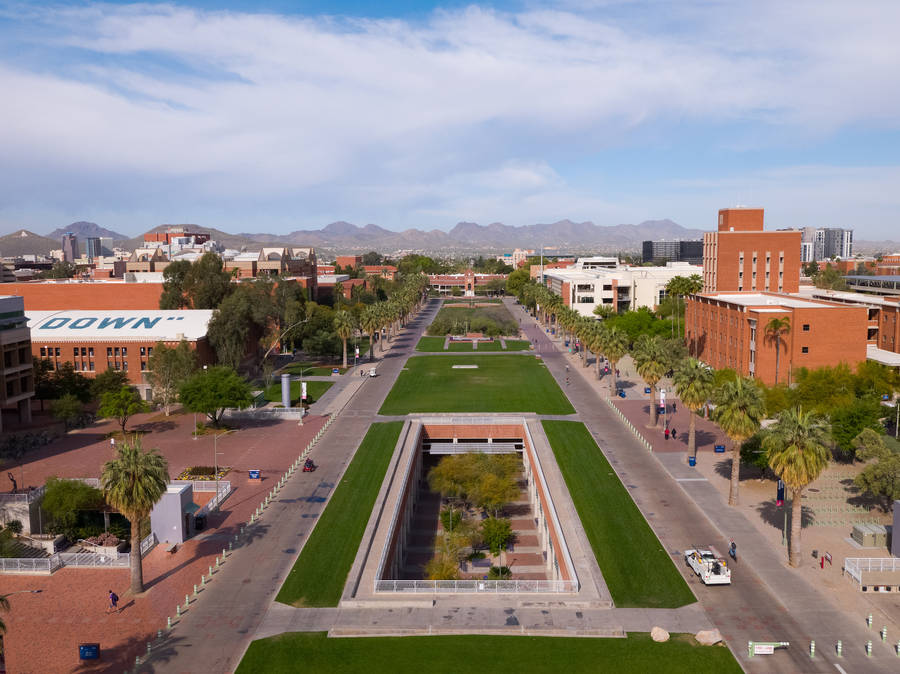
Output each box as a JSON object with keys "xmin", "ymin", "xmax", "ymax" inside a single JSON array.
[
  {"xmin": 447, "ymin": 341, "xmax": 477, "ymax": 351},
  {"xmin": 275, "ymin": 422, "xmax": 403, "ymax": 607},
  {"xmin": 237, "ymin": 633, "xmax": 739, "ymax": 673},
  {"xmin": 542, "ymin": 420, "xmax": 695, "ymax": 608},
  {"xmin": 380, "ymin": 356, "xmax": 574, "ymax": 415},
  {"xmin": 263, "ymin": 380, "xmax": 333, "ymax": 404},
  {"xmin": 503, "ymin": 339, "xmax": 531, "ymax": 350},
  {"xmin": 427, "ymin": 303, "xmax": 518, "ymax": 337},
  {"xmin": 415, "ymin": 336, "xmax": 447, "ymax": 352}
]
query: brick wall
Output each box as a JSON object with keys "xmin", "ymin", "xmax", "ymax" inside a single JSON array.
[{"xmin": 6, "ymin": 282, "xmax": 163, "ymax": 311}]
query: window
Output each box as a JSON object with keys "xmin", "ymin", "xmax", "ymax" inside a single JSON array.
[
  {"xmin": 73, "ymin": 348, "xmax": 79, "ymax": 358},
  {"xmin": 114, "ymin": 347, "xmax": 119, "ymax": 357},
  {"xmin": 141, "ymin": 360, "xmax": 147, "ymax": 371},
  {"xmin": 55, "ymin": 347, "xmax": 60, "ymax": 357},
  {"xmin": 81, "ymin": 347, "xmax": 87, "ymax": 356},
  {"xmin": 140, "ymin": 346, "xmax": 146, "ymax": 356},
  {"xmin": 88, "ymin": 347, "xmax": 94, "ymax": 357},
  {"xmin": 802, "ymin": 324, "xmax": 810, "ymax": 332},
  {"xmin": 801, "ymin": 346, "xmax": 809, "ymax": 354},
  {"xmin": 113, "ymin": 362, "xmax": 120, "ymax": 370},
  {"xmin": 147, "ymin": 347, "xmax": 153, "ymax": 357},
  {"xmin": 107, "ymin": 347, "xmax": 113, "ymax": 357},
  {"xmin": 123, "ymin": 361, "xmax": 128, "ymax": 371},
  {"xmin": 89, "ymin": 361, "xmax": 94, "ymax": 371},
  {"xmin": 121, "ymin": 347, "xmax": 127, "ymax": 357},
  {"xmin": 40, "ymin": 347, "xmax": 46, "ymax": 356}
]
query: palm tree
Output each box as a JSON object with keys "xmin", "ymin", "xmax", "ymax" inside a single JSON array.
[
  {"xmin": 101, "ymin": 438, "xmax": 169, "ymax": 595},
  {"xmin": 673, "ymin": 358, "xmax": 714, "ymax": 460},
  {"xmin": 360, "ymin": 305, "xmax": 379, "ymax": 362},
  {"xmin": 713, "ymin": 377, "xmax": 766, "ymax": 506},
  {"xmin": 764, "ymin": 407, "xmax": 830, "ymax": 567},
  {"xmin": 333, "ymin": 310, "xmax": 356, "ymax": 368},
  {"xmin": 632, "ymin": 334, "xmax": 667, "ymax": 427},
  {"xmin": 765, "ymin": 316, "xmax": 792, "ymax": 385},
  {"xmin": 601, "ymin": 326, "xmax": 629, "ymax": 395},
  {"xmin": 0, "ymin": 593, "xmax": 9, "ymax": 634}
]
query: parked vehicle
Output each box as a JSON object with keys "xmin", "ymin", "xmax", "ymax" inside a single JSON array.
[{"xmin": 684, "ymin": 547, "xmax": 731, "ymax": 585}]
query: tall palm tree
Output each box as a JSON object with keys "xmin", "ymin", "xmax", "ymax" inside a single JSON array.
[
  {"xmin": 632, "ymin": 334, "xmax": 667, "ymax": 427},
  {"xmin": 333, "ymin": 310, "xmax": 356, "ymax": 368},
  {"xmin": 601, "ymin": 326, "xmax": 629, "ymax": 395},
  {"xmin": 360, "ymin": 305, "xmax": 379, "ymax": 362},
  {"xmin": 764, "ymin": 316, "xmax": 792, "ymax": 385},
  {"xmin": 589, "ymin": 323, "xmax": 607, "ymax": 380},
  {"xmin": 101, "ymin": 438, "xmax": 170, "ymax": 595},
  {"xmin": 0, "ymin": 592, "xmax": 9, "ymax": 634},
  {"xmin": 673, "ymin": 358, "xmax": 714, "ymax": 459},
  {"xmin": 713, "ymin": 377, "xmax": 766, "ymax": 506},
  {"xmin": 764, "ymin": 407, "xmax": 830, "ymax": 567}
]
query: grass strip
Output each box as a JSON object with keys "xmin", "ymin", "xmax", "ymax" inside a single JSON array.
[
  {"xmin": 503, "ymin": 339, "xmax": 531, "ymax": 350},
  {"xmin": 380, "ymin": 355, "xmax": 574, "ymax": 415},
  {"xmin": 237, "ymin": 632, "xmax": 739, "ymax": 673},
  {"xmin": 275, "ymin": 422, "xmax": 403, "ymax": 607},
  {"xmin": 542, "ymin": 420, "xmax": 695, "ymax": 608},
  {"xmin": 415, "ymin": 336, "xmax": 447, "ymax": 351}
]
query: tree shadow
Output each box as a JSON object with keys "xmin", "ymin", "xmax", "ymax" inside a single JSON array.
[
  {"xmin": 133, "ymin": 420, "xmax": 177, "ymax": 434},
  {"xmin": 756, "ymin": 499, "xmax": 816, "ymax": 531},
  {"xmin": 75, "ymin": 630, "xmax": 187, "ymax": 673}
]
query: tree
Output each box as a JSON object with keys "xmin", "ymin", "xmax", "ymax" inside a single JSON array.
[
  {"xmin": 0, "ymin": 592, "xmax": 8, "ymax": 634},
  {"xmin": 360, "ymin": 305, "xmax": 380, "ymax": 363},
  {"xmin": 98, "ymin": 386, "xmax": 149, "ymax": 433},
  {"xmin": 52, "ymin": 362, "xmax": 93, "ymax": 403},
  {"xmin": 90, "ymin": 368, "xmax": 130, "ymax": 400},
  {"xmin": 33, "ymin": 358, "xmax": 58, "ymax": 410},
  {"xmin": 148, "ymin": 340, "xmax": 198, "ymax": 415},
  {"xmin": 361, "ymin": 251, "xmax": 384, "ymax": 265},
  {"xmin": 600, "ymin": 326, "xmax": 629, "ymax": 395},
  {"xmin": 505, "ymin": 267, "xmax": 530, "ymax": 297},
  {"xmin": 673, "ymin": 358, "xmax": 714, "ymax": 460},
  {"xmin": 831, "ymin": 397, "xmax": 884, "ymax": 456},
  {"xmin": 182, "ymin": 252, "xmax": 234, "ymax": 309},
  {"xmin": 50, "ymin": 394, "xmax": 84, "ymax": 431},
  {"xmin": 764, "ymin": 316, "xmax": 791, "ymax": 385},
  {"xmin": 814, "ymin": 264, "xmax": 848, "ymax": 291},
  {"xmin": 41, "ymin": 477, "xmax": 104, "ymax": 539},
  {"xmin": 713, "ymin": 377, "xmax": 766, "ymax": 506},
  {"xmin": 632, "ymin": 334, "xmax": 667, "ymax": 427},
  {"xmin": 178, "ymin": 366, "xmax": 253, "ymax": 427},
  {"xmin": 333, "ymin": 310, "xmax": 356, "ymax": 369},
  {"xmin": 481, "ymin": 517, "xmax": 513, "ymax": 556},
  {"xmin": 764, "ymin": 407, "xmax": 831, "ymax": 567},
  {"xmin": 38, "ymin": 261, "xmax": 77, "ymax": 279},
  {"xmin": 853, "ymin": 431, "xmax": 900, "ymax": 512},
  {"xmin": 472, "ymin": 472, "xmax": 520, "ymax": 518},
  {"xmin": 158, "ymin": 259, "xmax": 192, "ymax": 309},
  {"xmin": 101, "ymin": 438, "xmax": 169, "ymax": 594},
  {"xmin": 207, "ymin": 281, "xmax": 275, "ymax": 370}
]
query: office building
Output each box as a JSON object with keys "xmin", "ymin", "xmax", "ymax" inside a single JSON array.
[
  {"xmin": 684, "ymin": 292, "xmax": 867, "ymax": 386},
  {"xmin": 85, "ymin": 237, "xmax": 102, "ymax": 260},
  {"xmin": 799, "ymin": 227, "xmax": 854, "ymax": 262},
  {"xmin": 702, "ymin": 208, "xmax": 801, "ymax": 294},
  {"xmin": 0, "ymin": 296, "xmax": 34, "ymax": 431},
  {"xmin": 642, "ymin": 240, "xmax": 703, "ymax": 265},
  {"xmin": 61, "ymin": 233, "xmax": 79, "ymax": 263}
]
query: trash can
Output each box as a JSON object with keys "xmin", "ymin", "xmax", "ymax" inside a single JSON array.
[{"xmin": 688, "ymin": 456, "xmax": 696, "ymax": 467}]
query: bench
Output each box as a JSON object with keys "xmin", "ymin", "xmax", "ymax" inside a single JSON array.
[{"xmin": 166, "ymin": 543, "xmax": 178, "ymax": 554}]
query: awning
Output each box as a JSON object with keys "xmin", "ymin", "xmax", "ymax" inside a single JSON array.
[{"xmin": 183, "ymin": 502, "xmax": 201, "ymax": 514}]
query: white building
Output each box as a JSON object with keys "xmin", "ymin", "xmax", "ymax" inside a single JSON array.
[{"xmin": 544, "ymin": 260, "xmax": 702, "ymax": 317}]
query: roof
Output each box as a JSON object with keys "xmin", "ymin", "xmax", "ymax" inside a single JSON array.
[
  {"xmin": 706, "ymin": 293, "xmax": 832, "ymax": 310},
  {"xmin": 867, "ymin": 345, "xmax": 900, "ymax": 367},
  {"xmin": 26, "ymin": 310, "xmax": 214, "ymax": 342}
]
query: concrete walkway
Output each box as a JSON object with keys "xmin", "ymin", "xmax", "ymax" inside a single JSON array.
[{"xmin": 511, "ymin": 298, "xmax": 898, "ymax": 672}]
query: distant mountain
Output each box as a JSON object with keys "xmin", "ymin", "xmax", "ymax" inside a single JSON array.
[
  {"xmin": 0, "ymin": 229, "xmax": 60, "ymax": 257},
  {"xmin": 853, "ymin": 239, "xmax": 900, "ymax": 256},
  {"xmin": 46, "ymin": 221, "xmax": 128, "ymax": 242}
]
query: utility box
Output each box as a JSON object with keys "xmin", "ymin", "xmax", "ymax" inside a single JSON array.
[
  {"xmin": 852, "ymin": 524, "xmax": 877, "ymax": 548},
  {"xmin": 150, "ymin": 483, "xmax": 196, "ymax": 545}
]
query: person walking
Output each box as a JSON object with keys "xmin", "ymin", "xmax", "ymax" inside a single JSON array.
[
  {"xmin": 107, "ymin": 589, "xmax": 119, "ymax": 614},
  {"xmin": 664, "ymin": 427, "xmax": 670, "ymax": 440},
  {"xmin": 671, "ymin": 428, "xmax": 677, "ymax": 440},
  {"xmin": 672, "ymin": 401, "xmax": 677, "ymax": 414},
  {"xmin": 729, "ymin": 540, "xmax": 737, "ymax": 562}
]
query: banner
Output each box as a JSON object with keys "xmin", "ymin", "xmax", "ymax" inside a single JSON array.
[
  {"xmin": 301, "ymin": 381, "xmax": 307, "ymax": 401},
  {"xmin": 776, "ymin": 479, "xmax": 785, "ymax": 507}
]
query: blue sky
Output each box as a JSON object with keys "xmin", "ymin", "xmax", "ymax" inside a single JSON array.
[{"xmin": 2, "ymin": 1, "xmax": 900, "ymax": 239}]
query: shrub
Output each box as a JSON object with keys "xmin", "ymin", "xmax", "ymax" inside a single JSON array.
[
  {"xmin": 5, "ymin": 519, "xmax": 23, "ymax": 535},
  {"xmin": 488, "ymin": 565, "xmax": 511, "ymax": 580}
]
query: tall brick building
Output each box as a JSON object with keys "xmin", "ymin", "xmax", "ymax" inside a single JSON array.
[
  {"xmin": 702, "ymin": 208, "xmax": 801, "ymax": 294},
  {"xmin": 685, "ymin": 292, "xmax": 868, "ymax": 385}
]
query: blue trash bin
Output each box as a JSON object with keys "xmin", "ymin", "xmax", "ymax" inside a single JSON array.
[{"xmin": 688, "ymin": 456, "xmax": 697, "ymax": 467}]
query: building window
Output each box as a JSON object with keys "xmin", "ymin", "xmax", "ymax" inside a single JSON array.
[
  {"xmin": 801, "ymin": 346, "xmax": 809, "ymax": 354},
  {"xmin": 73, "ymin": 348, "xmax": 79, "ymax": 358},
  {"xmin": 147, "ymin": 347, "xmax": 153, "ymax": 357},
  {"xmin": 114, "ymin": 347, "xmax": 119, "ymax": 357},
  {"xmin": 121, "ymin": 347, "xmax": 127, "ymax": 357},
  {"xmin": 55, "ymin": 347, "xmax": 60, "ymax": 357},
  {"xmin": 89, "ymin": 347, "xmax": 94, "ymax": 357},
  {"xmin": 123, "ymin": 361, "xmax": 128, "ymax": 371},
  {"xmin": 802, "ymin": 324, "xmax": 810, "ymax": 332},
  {"xmin": 89, "ymin": 361, "xmax": 94, "ymax": 371},
  {"xmin": 141, "ymin": 360, "xmax": 147, "ymax": 371},
  {"xmin": 81, "ymin": 347, "xmax": 87, "ymax": 356},
  {"xmin": 140, "ymin": 346, "xmax": 146, "ymax": 356},
  {"xmin": 107, "ymin": 347, "xmax": 113, "ymax": 357},
  {"xmin": 40, "ymin": 347, "xmax": 46, "ymax": 357},
  {"xmin": 113, "ymin": 362, "xmax": 120, "ymax": 370}
]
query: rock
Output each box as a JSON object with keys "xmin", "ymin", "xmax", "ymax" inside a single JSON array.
[
  {"xmin": 651, "ymin": 626, "xmax": 670, "ymax": 642},
  {"xmin": 695, "ymin": 629, "xmax": 723, "ymax": 646}
]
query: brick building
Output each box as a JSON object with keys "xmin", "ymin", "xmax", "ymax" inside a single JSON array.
[
  {"xmin": 363, "ymin": 265, "xmax": 398, "ymax": 280},
  {"xmin": 428, "ymin": 270, "xmax": 507, "ymax": 296},
  {"xmin": 0, "ymin": 296, "xmax": 34, "ymax": 431},
  {"xmin": 4, "ymin": 281, "xmax": 163, "ymax": 311},
  {"xmin": 335, "ymin": 255, "xmax": 362, "ymax": 269},
  {"xmin": 144, "ymin": 226, "xmax": 210, "ymax": 246},
  {"xmin": 876, "ymin": 254, "xmax": 900, "ymax": 276},
  {"xmin": 702, "ymin": 208, "xmax": 801, "ymax": 294},
  {"xmin": 529, "ymin": 259, "xmax": 575, "ymax": 280},
  {"xmin": 26, "ymin": 310, "xmax": 215, "ymax": 401},
  {"xmin": 685, "ymin": 292, "xmax": 867, "ymax": 385}
]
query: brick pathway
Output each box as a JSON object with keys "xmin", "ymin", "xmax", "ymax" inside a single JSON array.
[{"xmin": 1, "ymin": 411, "xmax": 327, "ymax": 674}]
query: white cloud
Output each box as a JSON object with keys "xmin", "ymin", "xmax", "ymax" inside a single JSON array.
[{"xmin": 0, "ymin": 1, "xmax": 899, "ymax": 235}]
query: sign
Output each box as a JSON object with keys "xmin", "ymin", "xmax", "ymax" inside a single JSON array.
[
  {"xmin": 355, "ymin": 346, "xmax": 360, "ymax": 357},
  {"xmin": 776, "ymin": 479, "xmax": 785, "ymax": 507},
  {"xmin": 753, "ymin": 644, "xmax": 775, "ymax": 655},
  {"xmin": 332, "ymin": 368, "xmax": 340, "ymax": 375},
  {"xmin": 883, "ymin": 394, "xmax": 890, "ymax": 401},
  {"xmin": 248, "ymin": 469, "xmax": 260, "ymax": 480},
  {"xmin": 659, "ymin": 389, "xmax": 666, "ymax": 403},
  {"xmin": 714, "ymin": 444, "xmax": 726, "ymax": 453},
  {"xmin": 79, "ymin": 643, "xmax": 100, "ymax": 660},
  {"xmin": 644, "ymin": 387, "xmax": 651, "ymax": 394},
  {"xmin": 301, "ymin": 381, "xmax": 307, "ymax": 401}
]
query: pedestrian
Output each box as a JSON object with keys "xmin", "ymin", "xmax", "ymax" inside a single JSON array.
[
  {"xmin": 565, "ymin": 364, "xmax": 569, "ymax": 373},
  {"xmin": 616, "ymin": 369, "xmax": 620, "ymax": 378},
  {"xmin": 671, "ymin": 428, "xmax": 677, "ymax": 440},
  {"xmin": 107, "ymin": 589, "xmax": 119, "ymax": 614},
  {"xmin": 664, "ymin": 427, "xmax": 670, "ymax": 440},
  {"xmin": 110, "ymin": 437, "xmax": 116, "ymax": 450},
  {"xmin": 672, "ymin": 401, "xmax": 677, "ymax": 414},
  {"xmin": 729, "ymin": 540, "xmax": 737, "ymax": 562}
]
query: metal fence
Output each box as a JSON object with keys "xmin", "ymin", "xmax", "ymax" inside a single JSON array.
[
  {"xmin": 56, "ymin": 552, "xmax": 130, "ymax": 568},
  {"xmin": 0, "ymin": 557, "xmax": 57, "ymax": 573},
  {"xmin": 140, "ymin": 532, "xmax": 157, "ymax": 557},
  {"xmin": 171, "ymin": 480, "xmax": 232, "ymax": 493},
  {"xmin": 375, "ymin": 579, "xmax": 578, "ymax": 593},
  {"xmin": 0, "ymin": 485, "xmax": 45, "ymax": 504},
  {"xmin": 844, "ymin": 557, "xmax": 900, "ymax": 586},
  {"xmin": 197, "ymin": 482, "xmax": 232, "ymax": 516}
]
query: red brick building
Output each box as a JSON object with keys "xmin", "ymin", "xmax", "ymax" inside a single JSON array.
[
  {"xmin": 363, "ymin": 265, "xmax": 398, "ymax": 280},
  {"xmin": 685, "ymin": 292, "xmax": 868, "ymax": 385},
  {"xmin": 428, "ymin": 269, "xmax": 507, "ymax": 296},
  {"xmin": 335, "ymin": 255, "xmax": 362, "ymax": 269},
  {"xmin": 702, "ymin": 208, "xmax": 801, "ymax": 294},
  {"xmin": 26, "ymin": 310, "xmax": 216, "ymax": 400},
  {"xmin": 876, "ymin": 254, "xmax": 900, "ymax": 276},
  {"xmin": 5, "ymin": 281, "xmax": 163, "ymax": 311},
  {"xmin": 144, "ymin": 226, "xmax": 210, "ymax": 245}
]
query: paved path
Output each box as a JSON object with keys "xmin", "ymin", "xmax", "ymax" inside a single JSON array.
[
  {"xmin": 141, "ymin": 300, "xmax": 442, "ymax": 673},
  {"xmin": 510, "ymin": 298, "xmax": 898, "ymax": 672}
]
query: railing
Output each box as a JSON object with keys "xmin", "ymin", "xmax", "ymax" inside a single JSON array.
[
  {"xmin": 374, "ymin": 579, "xmax": 578, "ymax": 593},
  {"xmin": 844, "ymin": 557, "xmax": 900, "ymax": 585},
  {"xmin": 0, "ymin": 485, "xmax": 45, "ymax": 504},
  {"xmin": 171, "ymin": 480, "xmax": 232, "ymax": 493},
  {"xmin": 0, "ymin": 556, "xmax": 57, "ymax": 573},
  {"xmin": 223, "ymin": 406, "xmax": 303, "ymax": 420},
  {"xmin": 197, "ymin": 482, "xmax": 233, "ymax": 516},
  {"xmin": 140, "ymin": 532, "xmax": 157, "ymax": 557},
  {"xmin": 55, "ymin": 552, "xmax": 130, "ymax": 568}
]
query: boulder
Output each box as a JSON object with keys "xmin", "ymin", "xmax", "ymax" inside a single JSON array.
[
  {"xmin": 650, "ymin": 626, "xmax": 670, "ymax": 643},
  {"xmin": 695, "ymin": 629, "xmax": 723, "ymax": 646}
]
